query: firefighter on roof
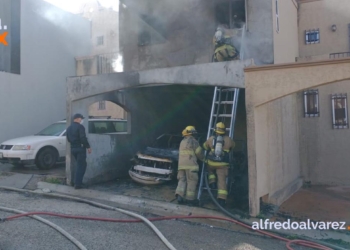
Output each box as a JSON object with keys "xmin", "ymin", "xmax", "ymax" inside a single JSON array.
[{"xmin": 203, "ymin": 122, "xmax": 235, "ymax": 206}]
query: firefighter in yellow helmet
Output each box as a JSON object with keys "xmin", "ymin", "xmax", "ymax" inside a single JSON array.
[
  {"xmin": 175, "ymin": 126, "xmax": 204, "ymax": 205},
  {"xmin": 203, "ymin": 122, "xmax": 235, "ymax": 206},
  {"xmin": 213, "ymin": 25, "xmax": 240, "ymax": 62}
]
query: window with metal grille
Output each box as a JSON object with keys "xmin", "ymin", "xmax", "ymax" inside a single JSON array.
[
  {"xmin": 97, "ymin": 36, "xmax": 104, "ymax": 46},
  {"xmin": 305, "ymin": 29, "xmax": 320, "ymax": 44},
  {"xmin": 331, "ymin": 94, "xmax": 348, "ymax": 129},
  {"xmin": 304, "ymin": 89, "xmax": 319, "ymax": 117},
  {"xmin": 98, "ymin": 101, "xmax": 106, "ymax": 110},
  {"xmin": 275, "ymin": 0, "xmax": 279, "ymax": 33}
]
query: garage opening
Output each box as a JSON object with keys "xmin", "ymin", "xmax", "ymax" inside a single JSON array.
[
  {"xmin": 90, "ymin": 84, "xmax": 249, "ymax": 212},
  {"xmin": 88, "ymin": 101, "xmax": 129, "ymax": 134}
]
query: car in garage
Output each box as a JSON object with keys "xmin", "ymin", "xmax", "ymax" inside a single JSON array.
[
  {"xmin": 129, "ymin": 133, "xmax": 206, "ymax": 185},
  {"xmin": 0, "ymin": 118, "xmax": 127, "ymax": 169}
]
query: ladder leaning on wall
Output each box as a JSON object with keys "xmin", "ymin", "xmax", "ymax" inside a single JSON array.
[{"xmin": 197, "ymin": 86, "xmax": 240, "ymax": 204}]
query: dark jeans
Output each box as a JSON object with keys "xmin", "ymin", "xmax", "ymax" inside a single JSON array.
[{"xmin": 71, "ymin": 148, "xmax": 87, "ymax": 186}]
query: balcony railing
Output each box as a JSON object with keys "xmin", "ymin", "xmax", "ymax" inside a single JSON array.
[
  {"xmin": 329, "ymin": 52, "xmax": 350, "ymax": 59},
  {"xmin": 76, "ymin": 52, "xmax": 122, "ymax": 76},
  {"xmin": 97, "ymin": 52, "xmax": 122, "ymax": 74}
]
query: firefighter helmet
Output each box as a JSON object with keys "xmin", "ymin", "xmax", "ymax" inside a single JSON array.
[
  {"xmin": 182, "ymin": 126, "xmax": 197, "ymax": 136},
  {"xmin": 215, "ymin": 122, "xmax": 226, "ymax": 134}
]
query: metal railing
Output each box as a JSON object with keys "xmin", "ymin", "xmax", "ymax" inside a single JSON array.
[
  {"xmin": 97, "ymin": 52, "xmax": 121, "ymax": 74},
  {"xmin": 329, "ymin": 52, "xmax": 350, "ymax": 59}
]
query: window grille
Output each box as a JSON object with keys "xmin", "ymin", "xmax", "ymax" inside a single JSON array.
[
  {"xmin": 331, "ymin": 94, "xmax": 348, "ymax": 129},
  {"xmin": 305, "ymin": 29, "xmax": 320, "ymax": 44},
  {"xmin": 304, "ymin": 89, "xmax": 319, "ymax": 117},
  {"xmin": 98, "ymin": 101, "xmax": 106, "ymax": 110}
]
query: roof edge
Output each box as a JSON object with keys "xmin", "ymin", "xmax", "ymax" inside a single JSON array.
[{"xmin": 244, "ymin": 58, "xmax": 350, "ymax": 72}]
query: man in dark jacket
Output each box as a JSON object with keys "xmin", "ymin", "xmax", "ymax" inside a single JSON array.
[{"xmin": 66, "ymin": 113, "xmax": 92, "ymax": 189}]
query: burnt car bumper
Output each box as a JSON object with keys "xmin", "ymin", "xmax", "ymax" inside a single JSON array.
[{"xmin": 129, "ymin": 150, "xmax": 178, "ymax": 185}]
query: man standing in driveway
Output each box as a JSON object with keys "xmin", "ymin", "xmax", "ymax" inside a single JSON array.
[{"xmin": 67, "ymin": 113, "xmax": 92, "ymax": 189}]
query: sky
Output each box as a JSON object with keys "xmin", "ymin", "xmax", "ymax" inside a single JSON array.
[{"xmin": 44, "ymin": 0, "xmax": 119, "ymax": 13}]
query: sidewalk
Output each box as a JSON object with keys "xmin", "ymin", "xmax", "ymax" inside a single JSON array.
[{"xmin": 35, "ymin": 181, "xmax": 350, "ymax": 249}]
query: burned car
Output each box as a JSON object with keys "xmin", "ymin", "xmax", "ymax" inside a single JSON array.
[{"xmin": 129, "ymin": 133, "xmax": 205, "ymax": 185}]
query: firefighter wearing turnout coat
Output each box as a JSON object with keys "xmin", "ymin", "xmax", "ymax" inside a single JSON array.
[
  {"xmin": 175, "ymin": 126, "xmax": 204, "ymax": 205},
  {"xmin": 213, "ymin": 25, "xmax": 240, "ymax": 62},
  {"xmin": 203, "ymin": 122, "xmax": 235, "ymax": 206}
]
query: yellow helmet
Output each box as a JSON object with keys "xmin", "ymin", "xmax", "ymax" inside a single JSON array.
[
  {"xmin": 215, "ymin": 122, "xmax": 226, "ymax": 134},
  {"xmin": 182, "ymin": 126, "xmax": 197, "ymax": 136}
]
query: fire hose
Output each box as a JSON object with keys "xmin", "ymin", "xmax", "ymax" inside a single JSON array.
[
  {"xmin": 0, "ymin": 206, "xmax": 87, "ymax": 250},
  {"xmin": 202, "ymin": 168, "xmax": 345, "ymax": 250},
  {"xmin": 0, "ymin": 186, "xmax": 346, "ymax": 250},
  {"xmin": 0, "ymin": 186, "xmax": 176, "ymax": 250}
]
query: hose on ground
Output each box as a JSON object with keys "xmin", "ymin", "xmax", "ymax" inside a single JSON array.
[
  {"xmin": 0, "ymin": 206, "xmax": 87, "ymax": 250},
  {"xmin": 0, "ymin": 186, "xmax": 176, "ymax": 250},
  {"xmin": 203, "ymin": 171, "xmax": 346, "ymax": 250},
  {"xmin": 0, "ymin": 186, "xmax": 346, "ymax": 250},
  {"xmin": 1, "ymin": 211, "xmax": 340, "ymax": 250}
]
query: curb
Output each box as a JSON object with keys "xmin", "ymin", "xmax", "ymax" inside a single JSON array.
[{"xmin": 36, "ymin": 182, "xmax": 255, "ymax": 234}]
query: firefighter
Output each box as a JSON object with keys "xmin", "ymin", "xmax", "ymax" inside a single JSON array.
[
  {"xmin": 213, "ymin": 24, "xmax": 240, "ymax": 62},
  {"xmin": 203, "ymin": 122, "xmax": 235, "ymax": 206},
  {"xmin": 175, "ymin": 126, "xmax": 204, "ymax": 205}
]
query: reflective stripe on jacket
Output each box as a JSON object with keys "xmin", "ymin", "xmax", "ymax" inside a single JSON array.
[
  {"xmin": 178, "ymin": 136, "xmax": 203, "ymax": 171},
  {"xmin": 203, "ymin": 135, "xmax": 235, "ymax": 167}
]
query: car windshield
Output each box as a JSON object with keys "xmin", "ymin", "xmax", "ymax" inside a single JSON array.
[{"xmin": 36, "ymin": 123, "xmax": 66, "ymax": 136}]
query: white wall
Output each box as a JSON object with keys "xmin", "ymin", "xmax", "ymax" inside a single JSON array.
[{"xmin": 0, "ymin": 0, "xmax": 91, "ymax": 143}]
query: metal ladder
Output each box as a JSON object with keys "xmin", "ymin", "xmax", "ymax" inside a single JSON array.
[{"xmin": 197, "ymin": 86, "xmax": 240, "ymax": 202}]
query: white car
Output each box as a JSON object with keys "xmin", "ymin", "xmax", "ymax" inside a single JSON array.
[{"xmin": 0, "ymin": 118, "xmax": 127, "ymax": 169}]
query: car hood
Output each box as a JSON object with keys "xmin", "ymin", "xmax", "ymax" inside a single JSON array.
[{"xmin": 1, "ymin": 135, "xmax": 60, "ymax": 145}]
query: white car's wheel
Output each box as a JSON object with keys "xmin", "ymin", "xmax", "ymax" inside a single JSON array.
[{"xmin": 36, "ymin": 148, "xmax": 57, "ymax": 169}]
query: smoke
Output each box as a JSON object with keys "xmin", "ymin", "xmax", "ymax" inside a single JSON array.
[{"xmin": 120, "ymin": 0, "xmax": 273, "ymax": 69}]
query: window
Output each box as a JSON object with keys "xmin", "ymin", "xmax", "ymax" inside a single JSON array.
[
  {"xmin": 35, "ymin": 123, "xmax": 66, "ymax": 136},
  {"xmin": 332, "ymin": 94, "xmax": 348, "ymax": 129},
  {"xmin": 305, "ymin": 29, "xmax": 320, "ymax": 44},
  {"xmin": 304, "ymin": 89, "xmax": 319, "ymax": 117},
  {"xmin": 138, "ymin": 14, "xmax": 167, "ymax": 46},
  {"xmin": 89, "ymin": 121, "xmax": 127, "ymax": 134},
  {"xmin": 98, "ymin": 101, "xmax": 106, "ymax": 110},
  {"xmin": 113, "ymin": 121, "xmax": 127, "ymax": 132},
  {"xmin": 275, "ymin": 0, "xmax": 279, "ymax": 33},
  {"xmin": 97, "ymin": 36, "xmax": 104, "ymax": 46}
]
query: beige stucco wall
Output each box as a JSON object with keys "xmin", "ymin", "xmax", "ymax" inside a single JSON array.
[
  {"xmin": 273, "ymin": 0, "xmax": 299, "ymax": 63},
  {"xmin": 299, "ymin": 0, "xmax": 350, "ymax": 57},
  {"xmin": 255, "ymin": 94, "xmax": 300, "ymax": 205},
  {"xmin": 299, "ymin": 80, "xmax": 350, "ymax": 185},
  {"xmin": 76, "ymin": 56, "xmax": 98, "ymax": 76},
  {"xmin": 248, "ymin": 0, "xmax": 301, "ymax": 210},
  {"xmin": 89, "ymin": 101, "xmax": 126, "ymax": 119},
  {"xmin": 245, "ymin": 58, "xmax": 350, "ymax": 215},
  {"xmin": 82, "ymin": 7, "xmax": 120, "ymax": 56}
]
